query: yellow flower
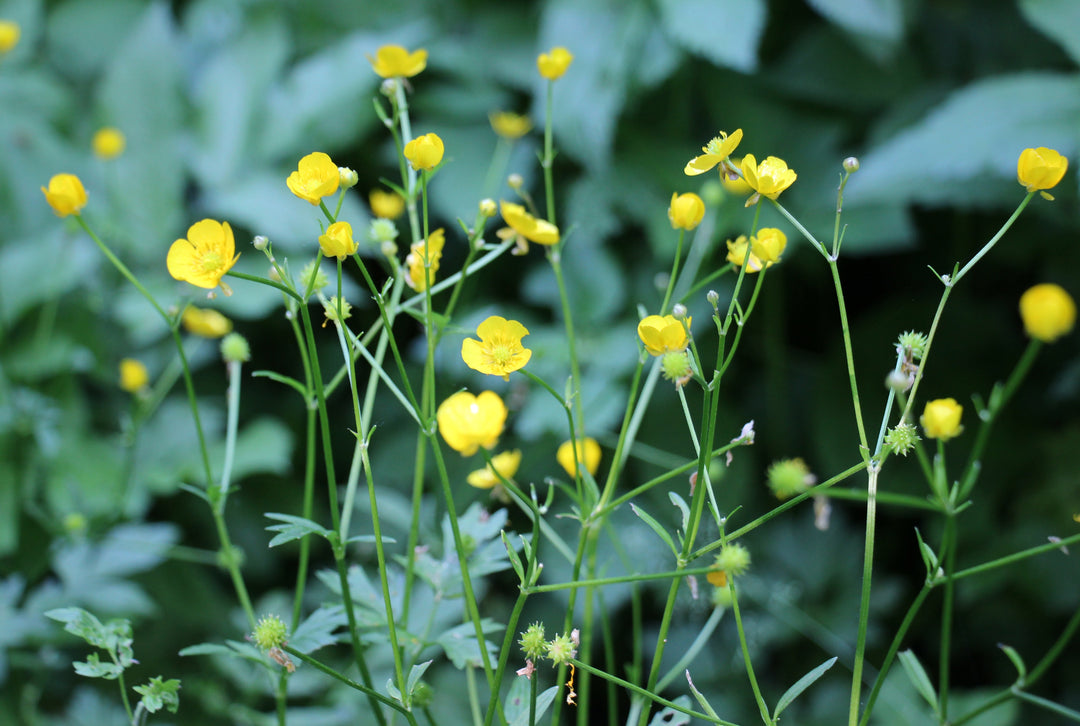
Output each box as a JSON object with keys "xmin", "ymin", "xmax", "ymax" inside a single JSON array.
[
  {"xmin": 119, "ymin": 358, "xmax": 149, "ymax": 393},
  {"xmin": 1017, "ymin": 147, "xmax": 1068, "ymax": 200},
  {"xmin": 490, "ymin": 111, "xmax": 533, "ymax": 139},
  {"xmin": 182, "ymin": 306, "xmax": 233, "ymax": 338},
  {"xmin": 920, "ymin": 398, "xmax": 963, "ymax": 441},
  {"xmin": 726, "ymin": 235, "xmax": 761, "ymax": 271},
  {"xmin": 368, "ymin": 44, "xmax": 428, "ymax": 78},
  {"xmin": 706, "ymin": 569, "xmax": 728, "ymax": 588},
  {"xmin": 92, "ymin": 127, "xmax": 126, "ymax": 160},
  {"xmin": 167, "ymin": 219, "xmax": 239, "ymax": 290},
  {"xmin": 319, "ymin": 221, "xmax": 357, "ymax": 260},
  {"xmin": 537, "ymin": 47, "xmax": 573, "ymax": 80},
  {"xmin": 405, "ymin": 228, "xmax": 445, "ymax": 292},
  {"xmin": 41, "ymin": 174, "xmax": 88, "ymax": 217},
  {"xmin": 0, "ymin": 20, "xmax": 19, "ymax": 55},
  {"xmin": 637, "ymin": 314, "xmax": 689, "ymax": 356},
  {"xmin": 741, "ymin": 154, "xmax": 797, "ymax": 203},
  {"xmin": 437, "ymin": 390, "xmax": 508, "ymax": 456},
  {"xmin": 684, "ymin": 129, "xmax": 743, "ymax": 176},
  {"xmin": 556, "ymin": 437, "xmax": 601, "ymax": 478},
  {"xmin": 404, "ymin": 133, "xmax": 444, "ymax": 171},
  {"xmin": 462, "ymin": 316, "xmax": 532, "ymax": 380},
  {"xmin": 721, "ymin": 158, "xmax": 753, "ymax": 196},
  {"xmin": 668, "ymin": 192, "xmax": 705, "ymax": 231},
  {"xmin": 287, "ymin": 152, "xmax": 339, "ymax": 205},
  {"xmin": 369, "ymin": 189, "xmax": 405, "ymax": 220},
  {"xmin": 467, "ymin": 449, "xmax": 522, "ymax": 489},
  {"xmin": 750, "ymin": 227, "xmax": 787, "ymax": 265},
  {"xmin": 1020, "ymin": 283, "xmax": 1076, "ymax": 343},
  {"xmin": 499, "ymin": 201, "xmax": 559, "ymax": 246}
]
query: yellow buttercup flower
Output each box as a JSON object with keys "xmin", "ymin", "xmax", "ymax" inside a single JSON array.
[
  {"xmin": 637, "ymin": 314, "xmax": 689, "ymax": 356},
  {"xmin": 319, "ymin": 221, "xmax": 357, "ymax": 260},
  {"xmin": 369, "ymin": 189, "xmax": 405, "ymax": 220},
  {"xmin": 92, "ymin": 127, "xmax": 126, "ymax": 160},
  {"xmin": 490, "ymin": 111, "xmax": 533, "ymax": 140},
  {"xmin": 405, "ymin": 228, "xmax": 445, "ymax": 292},
  {"xmin": 1017, "ymin": 147, "xmax": 1067, "ymax": 200},
  {"xmin": 0, "ymin": 20, "xmax": 19, "ymax": 55},
  {"xmin": 41, "ymin": 174, "xmax": 88, "ymax": 217},
  {"xmin": 462, "ymin": 315, "xmax": 532, "ymax": 380},
  {"xmin": 467, "ymin": 449, "xmax": 522, "ymax": 489},
  {"xmin": 537, "ymin": 47, "xmax": 573, "ymax": 80},
  {"xmin": 437, "ymin": 390, "xmax": 508, "ymax": 456},
  {"xmin": 499, "ymin": 201, "xmax": 559, "ymax": 246},
  {"xmin": 668, "ymin": 192, "xmax": 705, "ymax": 231},
  {"xmin": 741, "ymin": 154, "xmax": 797, "ymax": 203},
  {"xmin": 368, "ymin": 44, "xmax": 427, "ymax": 78},
  {"xmin": 556, "ymin": 437, "xmax": 601, "ymax": 478},
  {"xmin": 684, "ymin": 129, "xmax": 743, "ymax": 176},
  {"xmin": 404, "ymin": 133, "xmax": 444, "ymax": 171},
  {"xmin": 750, "ymin": 227, "xmax": 787, "ymax": 265},
  {"xmin": 182, "ymin": 306, "xmax": 233, "ymax": 338},
  {"xmin": 1020, "ymin": 283, "xmax": 1075, "ymax": 343},
  {"xmin": 167, "ymin": 219, "xmax": 239, "ymax": 291},
  {"xmin": 287, "ymin": 152, "xmax": 339, "ymax": 205},
  {"xmin": 726, "ymin": 235, "xmax": 762, "ymax": 272},
  {"xmin": 119, "ymin": 358, "xmax": 149, "ymax": 394},
  {"xmin": 920, "ymin": 398, "xmax": 963, "ymax": 441}
]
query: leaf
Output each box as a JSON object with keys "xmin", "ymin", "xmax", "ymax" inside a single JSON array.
[
  {"xmin": 45, "ymin": 608, "xmax": 109, "ymax": 649},
  {"xmin": 73, "ymin": 653, "xmax": 124, "ymax": 680},
  {"xmin": 133, "ymin": 676, "xmax": 181, "ymax": 714},
  {"xmin": 288, "ymin": 606, "xmax": 347, "ymax": 654},
  {"xmin": 658, "ymin": 0, "xmax": 766, "ymax": 72},
  {"xmin": 502, "ymin": 531, "xmax": 526, "ymax": 584},
  {"xmin": 804, "ymin": 0, "xmax": 904, "ymax": 44},
  {"xmin": 998, "ymin": 643, "xmax": 1027, "ymax": 682},
  {"xmin": 854, "ymin": 73, "xmax": 1080, "ymax": 207},
  {"xmin": 686, "ymin": 671, "xmax": 720, "ymax": 719},
  {"xmin": 630, "ymin": 503, "xmax": 678, "ymax": 557},
  {"xmin": 897, "ymin": 650, "xmax": 939, "ymax": 715},
  {"xmin": 406, "ymin": 660, "xmax": 432, "ymax": 696},
  {"xmin": 669, "ymin": 491, "xmax": 690, "ymax": 534},
  {"xmin": 648, "ymin": 695, "xmax": 693, "ymax": 725},
  {"xmin": 435, "ymin": 620, "xmax": 503, "ymax": 670},
  {"xmin": 1019, "ymin": 0, "xmax": 1080, "ymax": 66},
  {"xmin": 913, "ymin": 528, "xmax": 939, "ymax": 577},
  {"xmin": 772, "ymin": 656, "xmax": 838, "ymax": 719},
  {"xmin": 506, "ymin": 680, "xmax": 559, "ymax": 726},
  {"xmin": 264, "ymin": 513, "xmax": 333, "ymax": 548}
]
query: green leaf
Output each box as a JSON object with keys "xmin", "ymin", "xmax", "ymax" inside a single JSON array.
[
  {"xmin": 1019, "ymin": 0, "xmax": 1080, "ymax": 66},
  {"xmin": 913, "ymin": 528, "xmax": 939, "ymax": 578},
  {"xmin": 406, "ymin": 660, "xmax": 432, "ymax": 696},
  {"xmin": 179, "ymin": 639, "xmax": 267, "ymax": 666},
  {"xmin": 73, "ymin": 653, "xmax": 124, "ymax": 680},
  {"xmin": 686, "ymin": 671, "xmax": 720, "ymax": 719},
  {"xmin": 772, "ymin": 656, "xmax": 838, "ymax": 719},
  {"xmin": 506, "ymin": 679, "xmax": 559, "ymax": 726},
  {"xmin": 648, "ymin": 695, "xmax": 693, "ymax": 725},
  {"xmin": 658, "ymin": 0, "xmax": 766, "ymax": 72},
  {"xmin": 669, "ymin": 491, "xmax": 690, "ymax": 533},
  {"xmin": 45, "ymin": 607, "xmax": 109, "ymax": 649},
  {"xmin": 133, "ymin": 676, "xmax": 181, "ymax": 714},
  {"xmin": 998, "ymin": 643, "xmax": 1027, "ymax": 683},
  {"xmin": 630, "ymin": 503, "xmax": 678, "ymax": 557},
  {"xmin": 501, "ymin": 531, "xmax": 526, "ymax": 584},
  {"xmin": 897, "ymin": 649, "xmax": 939, "ymax": 715},
  {"xmin": 804, "ymin": 0, "xmax": 904, "ymax": 44},
  {"xmin": 288, "ymin": 606, "xmax": 347, "ymax": 654},
  {"xmin": 435, "ymin": 620, "xmax": 503, "ymax": 670},
  {"xmin": 264, "ymin": 513, "xmax": 333, "ymax": 548}
]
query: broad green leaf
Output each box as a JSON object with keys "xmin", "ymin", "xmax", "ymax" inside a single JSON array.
[
  {"xmin": 264, "ymin": 513, "xmax": 333, "ymax": 548},
  {"xmin": 658, "ymin": 0, "xmax": 766, "ymax": 72},
  {"xmin": 435, "ymin": 620, "xmax": 502, "ymax": 670},
  {"xmin": 506, "ymin": 680, "xmax": 559, "ymax": 726},
  {"xmin": 648, "ymin": 695, "xmax": 693, "ymax": 725},
  {"xmin": 73, "ymin": 653, "xmax": 123, "ymax": 680},
  {"xmin": 288, "ymin": 606, "xmax": 347, "ymax": 654},
  {"xmin": 854, "ymin": 73, "xmax": 1080, "ymax": 207},
  {"xmin": 897, "ymin": 649, "xmax": 939, "ymax": 714},
  {"xmin": 1019, "ymin": 0, "xmax": 1080, "ymax": 66},
  {"xmin": 772, "ymin": 656, "xmax": 838, "ymax": 719},
  {"xmin": 804, "ymin": 0, "xmax": 904, "ymax": 44},
  {"xmin": 630, "ymin": 503, "xmax": 678, "ymax": 557}
]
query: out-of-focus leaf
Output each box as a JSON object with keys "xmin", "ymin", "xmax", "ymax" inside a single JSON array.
[
  {"xmin": 434, "ymin": 619, "xmax": 502, "ymax": 669},
  {"xmin": 506, "ymin": 678, "xmax": 559, "ymax": 726},
  {"xmin": 0, "ymin": 230, "xmax": 97, "ymax": 328},
  {"xmin": 853, "ymin": 73, "xmax": 1080, "ymax": 207},
  {"xmin": 45, "ymin": 0, "xmax": 145, "ymax": 81},
  {"xmin": 1019, "ymin": 0, "xmax": 1080, "ymax": 66},
  {"xmin": 288, "ymin": 606, "xmax": 347, "ymax": 654},
  {"xmin": 658, "ymin": 0, "xmax": 766, "ymax": 72},
  {"xmin": 805, "ymin": 0, "xmax": 905, "ymax": 46}
]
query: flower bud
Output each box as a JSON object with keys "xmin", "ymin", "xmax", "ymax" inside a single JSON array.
[
  {"xmin": 298, "ymin": 260, "xmax": 328, "ymax": 291},
  {"xmin": 885, "ymin": 369, "xmax": 910, "ymax": 393},
  {"xmin": 252, "ymin": 614, "xmax": 287, "ymax": 651},
  {"xmin": 380, "ymin": 78, "xmax": 399, "ymax": 97},
  {"xmin": 672, "ymin": 303, "xmax": 688, "ymax": 320},
  {"xmin": 1020, "ymin": 283, "xmax": 1075, "ymax": 343},
  {"xmin": 322, "ymin": 296, "xmax": 352, "ymax": 323},
  {"xmin": 544, "ymin": 632, "xmax": 578, "ymax": 665},
  {"xmin": 221, "ymin": 332, "xmax": 251, "ymax": 363},
  {"xmin": 268, "ymin": 266, "xmax": 282, "ymax": 282},
  {"xmin": 338, "ymin": 166, "xmax": 358, "ymax": 189},
  {"xmin": 707, "ymin": 289, "xmax": 720, "ymax": 307},
  {"xmin": 369, "ymin": 217, "xmax": 399, "ymax": 244},
  {"xmin": 119, "ymin": 358, "xmax": 149, "ymax": 393},
  {"xmin": 252, "ymin": 235, "xmax": 269, "ymax": 250},
  {"xmin": 380, "ymin": 240, "xmax": 398, "ymax": 259},
  {"xmin": 479, "ymin": 198, "xmax": 497, "ymax": 217},
  {"xmin": 843, "ymin": 156, "xmax": 860, "ymax": 173},
  {"xmin": 507, "ymin": 173, "xmax": 524, "ymax": 190}
]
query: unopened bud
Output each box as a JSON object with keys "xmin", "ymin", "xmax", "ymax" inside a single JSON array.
[
  {"xmin": 252, "ymin": 235, "xmax": 269, "ymax": 250},
  {"xmin": 338, "ymin": 166, "xmax": 358, "ymax": 189},
  {"xmin": 479, "ymin": 198, "xmax": 497, "ymax": 217},
  {"xmin": 508, "ymin": 173, "xmax": 524, "ymax": 190},
  {"xmin": 707, "ymin": 290, "xmax": 720, "ymax": 307},
  {"xmin": 380, "ymin": 78, "xmax": 398, "ymax": 97},
  {"xmin": 843, "ymin": 156, "xmax": 860, "ymax": 173},
  {"xmin": 885, "ymin": 369, "xmax": 910, "ymax": 393},
  {"xmin": 672, "ymin": 303, "xmax": 688, "ymax": 320},
  {"xmin": 221, "ymin": 332, "xmax": 251, "ymax": 364}
]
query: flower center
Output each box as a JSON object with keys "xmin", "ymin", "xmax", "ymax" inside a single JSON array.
[
  {"xmin": 201, "ymin": 251, "xmax": 224, "ymax": 272},
  {"xmin": 489, "ymin": 343, "xmax": 514, "ymax": 366}
]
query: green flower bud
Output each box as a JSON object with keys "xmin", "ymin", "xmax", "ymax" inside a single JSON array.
[
  {"xmin": 519, "ymin": 622, "xmax": 547, "ymax": 659},
  {"xmin": 252, "ymin": 614, "xmax": 287, "ymax": 651},
  {"xmin": 221, "ymin": 333, "xmax": 251, "ymax": 364},
  {"xmin": 252, "ymin": 235, "xmax": 269, "ymax": 250},
  {"xmin": 338, "ymin": 166, "xmax": 358, "ymax": 189},
  {"xmin": 843, "ymin": 156, "xmax": 860, "ymax": 173},
  {"xmin": 710, "ymin": 581, "xmax": 735, "ymax": 610}
]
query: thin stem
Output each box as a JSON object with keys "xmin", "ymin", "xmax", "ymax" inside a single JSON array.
[
  {"xmin": 848, "ymin": 464, "xmax": 880, "ymax": 726},
  {"xmin": 938, "ymin": 513, "xmax": 958, "ymax": 722}
]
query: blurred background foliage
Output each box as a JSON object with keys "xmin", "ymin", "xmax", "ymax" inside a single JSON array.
[{"xmin": 1, "ymin": 0, "xmax": 1079, "ymax": 723}]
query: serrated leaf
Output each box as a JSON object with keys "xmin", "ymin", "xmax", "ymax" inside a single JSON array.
[
  {"xmin": 658, "ymin": 0, "xmax": 766, "ymax": 72},
  {"xmin": 288, "ymin": 606, "xmax": 347, "ymax": 654},
  {"xmin": 133, "ymin": 676, "xmax": 181, "ymax": 714},
  {"xmin": 772, "ymin": 656, "xmax": 838, "ymax": 719},
  {"xmin": 45, "ymin": 607, "xmax": 108, "ymax": 648},
  {"xmin": 630, "ymin": 503, "xmax": 678, "ymax": 557},
  {"xmin": 265, "ymin": 513, "xmax": 333, "ymax": 547},
  {"xmin": 73, "ymin": 653, "xmax": 123, "ymax": 680},
  {"xmin": 898, "ymin": 650, "xmax": 939, "ymax": 714}
]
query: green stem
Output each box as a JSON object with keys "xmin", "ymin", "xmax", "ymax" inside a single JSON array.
[
  {"xmin": 848, "ymin": 464, "xmax": 880, "ymax": 726},
  {"xmin": 938, "ymin": 513, "xmax": 958, "ymax": 723},
  {"xmin": 282, "ymin": 645, "xmax": 418, "ymax": 724},
  {"xmin": 858, "ymin": 584, "xmax": 933, "ymax": 726},
  {"xmin": 659, "ymin": 229, "xmax": 685, "ymax": 314},
  {"xmin": 573, "ymin": 659, "xmax": 735, "ymax": 725}
]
